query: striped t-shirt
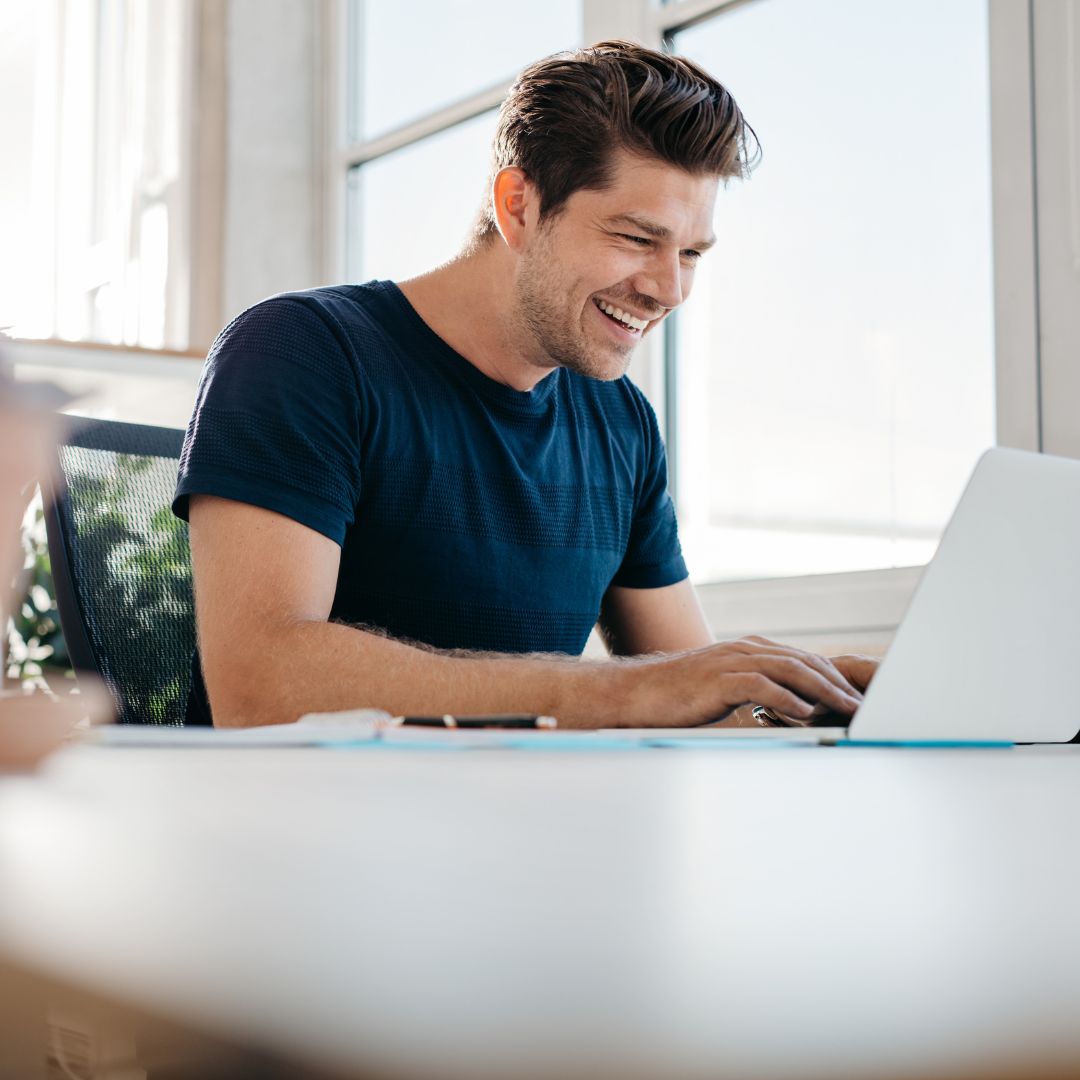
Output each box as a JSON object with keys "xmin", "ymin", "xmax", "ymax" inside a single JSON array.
[{"xmin": 173, "ymin": 281, "xmax": 686, "ymax": 724}]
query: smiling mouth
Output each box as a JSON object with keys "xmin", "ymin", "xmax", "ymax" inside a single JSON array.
[{"xmin": 593, "ymin": 298, "xmax": 650, "ymax": 333}]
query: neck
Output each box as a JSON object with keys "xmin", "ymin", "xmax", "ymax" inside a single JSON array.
[{"xmin": 396, "ymin": 239, "xmax": 554, "ymax": 392}]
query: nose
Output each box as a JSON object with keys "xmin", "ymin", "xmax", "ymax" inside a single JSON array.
[{"xmin": 631, "ymin": 248, "xmax": 686, "ymax": 312}]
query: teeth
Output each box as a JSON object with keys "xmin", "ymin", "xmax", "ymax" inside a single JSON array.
[{"xmin": 596, "ymin": 300, "xmax": 648, "ymax": 332}]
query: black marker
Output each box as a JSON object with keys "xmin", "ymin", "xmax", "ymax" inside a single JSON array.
[{"xmin": 395, "ymin": 714, "xmax": 558, "ymax": 730}]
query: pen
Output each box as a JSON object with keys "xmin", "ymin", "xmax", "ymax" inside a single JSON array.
[{"xmin": 394, "ymin": 714, "xmax": 558, "ymax": 730}]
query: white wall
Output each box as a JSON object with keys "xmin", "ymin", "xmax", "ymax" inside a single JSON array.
[{"xmin": 221, "ymin": 0, "xmax": 322, "ymax": 323}]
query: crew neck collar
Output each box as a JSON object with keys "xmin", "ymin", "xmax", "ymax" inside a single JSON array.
[{"xmin": 378, "ymin": 280, "xmax": 560, "ymax": 413}]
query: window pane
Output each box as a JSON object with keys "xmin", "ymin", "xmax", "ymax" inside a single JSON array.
[
  {"xmin": 347, "ymin": 0, "xmax": 581, "ymax": 141},
  {"xmin": 672, "ymin": 0, "xmax": 995, "ymax": 582},
  {"xmin": 347, "ymin": 110, "xmax": 500, "ymax": 283},
  {"xmin": 0, "ymin": 0, "xmax": 189, "ymax": 348}
]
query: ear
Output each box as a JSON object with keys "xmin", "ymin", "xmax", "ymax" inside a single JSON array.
[{"xmin": 491, "ymin": 167, "xmax": 534, "ymax": 252}]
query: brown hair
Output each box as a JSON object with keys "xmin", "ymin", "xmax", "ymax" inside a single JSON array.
[{"xmin": 472, "ymin": 39, "xmax": 759, "ymax": 244}]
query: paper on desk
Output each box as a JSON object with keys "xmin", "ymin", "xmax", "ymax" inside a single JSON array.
[
  {"xmin": 83, "ymin": 709, "xmax": 392, "ymax": 747},
  {"xmin": 356, "ymin": 729, "xmax": 820, "ymax": 750},
  {"xmin": 84, "ymin": 711, "xmax": 824, "ymax": 750},
  {"xmin": 299, "ymin": 714, "xmax": 823, "ymax": 750}
]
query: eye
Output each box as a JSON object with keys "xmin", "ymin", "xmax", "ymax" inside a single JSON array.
[
  {"xmin": 620, "ymin": 233, "xmax": 652, "ymax": 247},
  {"xmin": 681, "ymin": 249, "xmax": 703, "ymax": 263}
]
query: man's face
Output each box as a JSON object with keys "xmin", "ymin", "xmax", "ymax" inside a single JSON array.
[{"xmin": 514, "ymin": 150, "xmax": 719, "ymax": 381}]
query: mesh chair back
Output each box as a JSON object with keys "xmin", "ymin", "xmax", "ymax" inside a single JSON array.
[{"xmin": 45, "ymin": 419, "xmax": 193, "ymax": 725}]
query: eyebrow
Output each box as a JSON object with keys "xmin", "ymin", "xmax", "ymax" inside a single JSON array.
[{"xmin": 605, "ymin": 213, "xmax": 717, "ymax": 252}]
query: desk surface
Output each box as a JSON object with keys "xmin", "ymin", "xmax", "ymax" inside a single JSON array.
[{"xmin": 2, "ymin": 742, "xmax": 1080, "ymax": 1079}]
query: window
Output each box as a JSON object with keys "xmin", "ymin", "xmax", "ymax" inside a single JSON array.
[
  {"xmin": 347, "ymin": 0, "xmax": 581, "ymax": 141},
  {"xmin": 347, "ymin": 110, "xmax": 500, "ymax": 283},
  {"xmin": 669, "ymin": 0, "xmax": 996, "ymax": 583},
  {"xmin": 0, "ymin": 0, "xmax": 193, "ymax": 350},
  {"xmin": 340, "ymin": 0, "xmax": 582, "ymax": 285}
]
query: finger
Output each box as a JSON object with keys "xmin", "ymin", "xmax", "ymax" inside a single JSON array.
[
  {"xmin": 727, "ymin": 640, "xmax": 863, "ymax": 702},
  {"xmin": 786, "ymin": 650, "xmax": 863, "ymax": 702},
  {"xmin": 752, "ymin": 704, "xmax": 807, "ymax": 728},
  {"xmin": 731, "ymin": 672, "xmax": 816, "ymax": 721},
  {"xmin": 831, "ymin": 654, "xmax": 880, "ymax": 693},
  {"xmin": 748, "ymin": 655, "xmax": 862, "ymax": 715},
  {"xmin": 726, "ymin": 635, "xmax": 785, "ymax": 652}
]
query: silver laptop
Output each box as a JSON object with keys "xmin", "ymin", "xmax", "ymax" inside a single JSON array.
[{"xmin": 635, "ymin": 448, "xmax": 1080, "ymax": 745}]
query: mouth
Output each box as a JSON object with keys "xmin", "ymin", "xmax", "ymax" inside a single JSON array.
[{"xmin": 591, "ymin": 298, "xmax": 653, "ymax": 340}]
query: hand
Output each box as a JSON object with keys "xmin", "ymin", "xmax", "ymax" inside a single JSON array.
[
  {"xmin": 620, "ymin": 635, "xmax": 865, "ymax": 728},
  {"xmin": 754, "ymin": 653, "xmax": 881, "ymax": 727},
  {"xmin": 829, "ymin": 653, "xmax": 880, "ymax": 694}
]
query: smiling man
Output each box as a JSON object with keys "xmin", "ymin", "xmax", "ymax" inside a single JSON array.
[{"xmin": 174, "ymin": 40, "xmax": 872, "ymax": 728}]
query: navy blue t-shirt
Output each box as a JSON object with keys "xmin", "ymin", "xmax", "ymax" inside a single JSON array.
[{"xmin": 173, "ymin": 281, "xmax": 686, "ymax": 724}]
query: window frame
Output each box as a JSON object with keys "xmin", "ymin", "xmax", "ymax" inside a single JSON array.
[{"xmin": 321, "ymin": 0, "xmax": 1070, "ymax": 649}]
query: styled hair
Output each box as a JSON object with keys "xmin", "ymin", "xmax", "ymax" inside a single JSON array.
[{"xmin": 472, "ymin": 39, "xmax": 759, "ymax": 244}]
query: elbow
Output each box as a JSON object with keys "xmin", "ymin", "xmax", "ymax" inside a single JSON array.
[
  {"xmin": 210, "ymin": 693, "xmax": 301, "ymax": 730},
  {"xmin": 202, "ymin": 647, "xmax": 298, "ymax": 729},
  {"xmin": 209, "ymin": 679, "xmax": 301, "ymax": 729}
]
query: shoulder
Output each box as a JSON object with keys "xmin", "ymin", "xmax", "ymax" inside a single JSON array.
[
  {"xmin": 203, "ymin": 282, "xmax": 414, "ymax": 397},
  {"xmin": 211, "ymin": 283, "xmax": 396, "ymax": 359}
]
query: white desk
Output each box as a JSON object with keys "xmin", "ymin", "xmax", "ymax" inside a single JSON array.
[{"xmin": 2, "ymin": 742, "xmax": 1080, "ymax": 1079}]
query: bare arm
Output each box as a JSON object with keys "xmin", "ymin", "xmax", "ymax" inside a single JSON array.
[
  {"xmin": 600, "ymin": 582, "xmax": 880, "ymax": 725},
  {"xmin": 600, "ymin": 579, "xmax": 763, "ymax": 727},
  {"xmin": 598, "ymin": 579, "xmax": 713, "ymax": 656},
  {"xmin": 190, "ymin": 496, "xmax": 865, "ymax": 729}
]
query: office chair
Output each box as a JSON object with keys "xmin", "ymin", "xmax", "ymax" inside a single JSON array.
[{"xmin": 44, "ymin": 419, "xmax": 196, "ymax": 725}]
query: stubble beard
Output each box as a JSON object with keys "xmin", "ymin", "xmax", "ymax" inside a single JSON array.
[{"xmin": 514, "ymin": 239, "xmax": 633, "ymax": 383}]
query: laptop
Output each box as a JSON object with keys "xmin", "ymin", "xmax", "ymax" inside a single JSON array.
[{"xmin": 622, "ymin": 448, "xmax": 1080, "ymax": 746}]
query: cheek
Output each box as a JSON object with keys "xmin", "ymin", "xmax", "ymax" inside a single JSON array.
[{"xmin": 598, "ymin": 252, "xmax": 653, "ymax": 293}]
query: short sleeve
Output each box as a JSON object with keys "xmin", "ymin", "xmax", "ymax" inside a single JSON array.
[
  {"xmin": 173, "ymin": 295, "xmax": 363, "ymax": 546},
  {"xmin": 610, "ymin": 389, "xmax": 688, "ymax": 589}
]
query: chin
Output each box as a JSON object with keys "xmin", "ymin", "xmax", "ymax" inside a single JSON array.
[{"xmin": 564, "ymin": 353, "xmax": 631, "ymax": 382}]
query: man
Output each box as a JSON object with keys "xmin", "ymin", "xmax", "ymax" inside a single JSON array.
[{"xmin": 174, "ymin": 40, "xmax": 873, "ymax": 728}]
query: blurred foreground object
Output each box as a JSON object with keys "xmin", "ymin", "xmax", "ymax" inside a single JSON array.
[
  {"xmin": 0, "ymin": 686, "xmax": 111, "ymax": 770},
  {"xmin": 0, "ymin": 359, "xmax": 112, "ymax": 767}
]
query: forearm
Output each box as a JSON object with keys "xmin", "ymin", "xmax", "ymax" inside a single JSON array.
[
  {"xmin": 205, "ymin": 612, "xmax": 865, "ymax": 732},
  {"xmin": 208, "ymin": 618, "xmax": 638, "ymax": 729}
]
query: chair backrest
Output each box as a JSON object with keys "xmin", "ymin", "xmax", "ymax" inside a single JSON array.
[{"xmin": 45, "ymin": 418, "xmax": 194, "ymax": 725}]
